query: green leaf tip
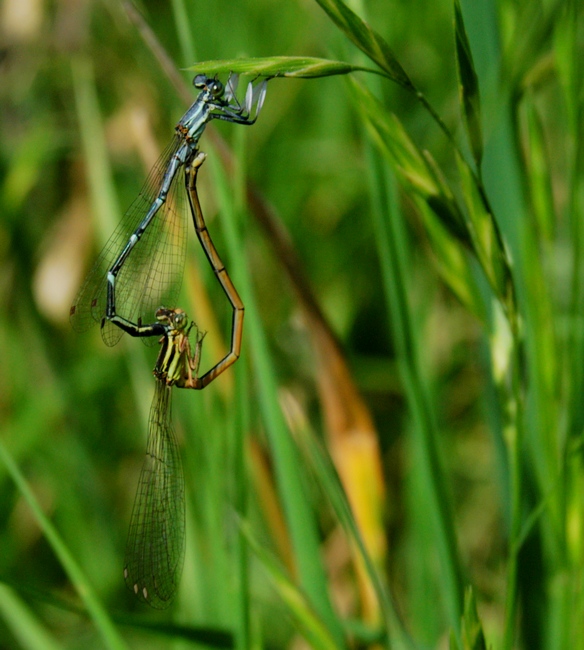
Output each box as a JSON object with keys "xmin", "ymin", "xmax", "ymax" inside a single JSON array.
[
  {"xmin": 461, "ymin": 587, "xmax": 487, "ymax": 650},
  {"xmin": 454, "ymin": 0, "xmax": 483, "ymax": 167}
]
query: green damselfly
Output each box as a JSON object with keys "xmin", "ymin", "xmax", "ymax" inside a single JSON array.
[
  {"xmin": 70, "ymin": 74, "xmax": 266, "ymax": 349},
  {"xmin": 122, "ymin": 306, "xmax": 206, "ymax": 608}
]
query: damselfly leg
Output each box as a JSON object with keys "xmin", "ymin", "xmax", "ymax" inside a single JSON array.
[{"xmin": 70, "ymin": 74, "xmax": 266, "ymax": 347}]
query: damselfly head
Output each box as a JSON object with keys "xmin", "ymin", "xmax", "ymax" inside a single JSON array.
[
  {"xmin": 172, "ymin": 310, "xmax": 188, "ymax": 330},
  {"xmin": 154, "ymin": 307, "xmax": 189, "ymax": 333},
  {"xmin": 155, "ymin": 306, "xmax": 188, "ymax": 330},
  {"xmin": 193, "ymin": 74, "xmax": 224, "ymax": 98}
]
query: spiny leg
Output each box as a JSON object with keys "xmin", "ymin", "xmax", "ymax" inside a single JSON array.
[{"xmin": 185, "ymin": 153, "xmax": 244, "ymax": 388}]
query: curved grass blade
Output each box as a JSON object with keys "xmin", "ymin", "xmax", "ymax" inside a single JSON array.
[
  {"xmin": 0, "ymin": 439, "xmax": 128, "ymax": 649},
  {"xmin": 239, "ymin": 520, "xmax": 339, "ymax": 650},
  {"xmin": 123, "ymin": 381, "xmax": 185, "ymax": 609},
  {"xmin": 312, "ymin": 0, "xmax": 414, "ymax": 90},
  {"xmin": 352, "ymin": 79, "xmax": 472, "ymax": 247},
  {"xmin": 70, "ymin": 137, "xmax": 187, "ymax": 347},
  {"xmin": 189, "ymin": 56, "xmax": 381, "ymax": 79}
]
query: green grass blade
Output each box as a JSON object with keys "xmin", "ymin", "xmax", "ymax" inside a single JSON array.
[
  {"xmin": 352, "ymin": 80, "xmax": 471, "ymax": 247},
  {"xmin": 206, "ymin": 149, "xmax": 345, "ymax": 646},
  {"xmin": 0, "ymin": 585, "xmax": 61, "ymax": 650},
  {"xmin": 295, "ymin": 419, "xmax": 415, "ymax": 649},
  {"xmin": 364, "ymin": 144, "xmax": 464, "ymax": 635},
  {"xmin": 240, "ymin": 521, "xmax": 339, "ymax": 650},
  {"xmin": 459, "ymin": 588, "xmax": 487, "ymax": 650},
  {"xmin": 454, "ymin": 0, "xmax": 483, "ymax": 169},
  {"xmin": 189, "ymin": 56, "xmax": 381, "ymax": 79},
  {"xmin": 311, "ymin": 0, "xmax": 414, "ymax": 90},
  {"xmin": 0, "ymin": 440, "xmax": 128, "ymax": 650},
  {"xmin": 455, "ymin": 152, "xmax": 516, "ymax": 323},
  {"xmin": 170, "ymin": 0, "xmax": 197, "ymax": 65},
  {"xmin": 70, "ymin": 58, "xmax": 120, "ymax": 246},
  {"xmin": 353, "ymin": 77, "xmax": 515, "ymax": 328}
]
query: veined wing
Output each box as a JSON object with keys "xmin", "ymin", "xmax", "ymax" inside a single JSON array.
[
  {"xmin": 70, "ymin": 136, "xmax": 189, "ymax": 347},
  {"xmin": 123, "ymin": 381, "xmax": 185, "ymax": 609}
]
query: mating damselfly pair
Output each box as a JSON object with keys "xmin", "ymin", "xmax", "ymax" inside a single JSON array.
[{"xmin": 71, "ymin": 73, "xmax": 267, "ymax": 608}]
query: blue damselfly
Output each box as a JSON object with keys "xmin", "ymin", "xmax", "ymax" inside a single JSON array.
[{"xmin": 70, "ymin": 74, "xmax": 266, "ymax": 349}]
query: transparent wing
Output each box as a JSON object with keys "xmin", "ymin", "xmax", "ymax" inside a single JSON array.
[
  {"xmin": 70, "ymin": 136, "xmax": 189, "ymax": 346},
  {"xmin": 123, "ymin": 382, "xmax": 185, "ymax": 609}
]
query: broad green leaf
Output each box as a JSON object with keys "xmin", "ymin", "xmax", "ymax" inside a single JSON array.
[
  {"xmin": 454, "ymin": 0, "xmax": 483, "ymax": 167},
  {"xmin": 188, "ymin": 56, "xmax": 379, "ymax": 79},
  {"xmin": 312, "ymin": 0, "xmax": 414, "ymax": 90}
]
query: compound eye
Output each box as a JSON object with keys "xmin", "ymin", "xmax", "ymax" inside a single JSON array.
[
  {"xmin": 209, "ymin": 79, "xmax": 224, "ymax": 98},
  {"xmin": 173, "ymin": 311, "xmax": 187, "ymax": 329},
  {"xmin": 193, "ymin": 74, "xmax": 207, "ymax": 89}
]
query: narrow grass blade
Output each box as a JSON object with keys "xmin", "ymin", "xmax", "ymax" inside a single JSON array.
[
  {"xmin": 295, "ymin": 420, "xmax": 415, "ymax": 649},
  {"xmin": 455, "ymin": 152, "xmax": 516, "ymax": 325},
  {"xmin": 206, "ymin": 148, "xmax": 344, "ymax": 645},
  {"xmin": 352, "ymin": 79, "xmax": 471, "ymax": 248},
  {"xmin": 520, "ymin": 95, "xmax": 556, "ymax": 241},
  {"xmin": 353, "ymin": 77, "xmax": 515, "ymax": 325},
  {"xmin": 188, "ymin": 56, "xmax": 381, "ymax": 79},
  {"xmin": 240, "ymin": 521, "xmax": 339, "ymax": 650},
  {"xmin": 170, "ymin": 0, "xmax": 196, "ymax": 65},
  {"xmin": 0, "ymin": 585, "xmax": 61, "ymax": 650},
  {"xmin": 365, "ymin": 145, "xmax": 465, "ymax": 634},
  {"xmin": 456, "ymin": 588, "xmax": 487, "ymax": 650},
  {"xmin": 0, "ymin": 440, "xmax": 128, "ymax": 650},
  {"xmin": 312, "ymin": 0, "xmax": 414, "ymax": 90},
  {"xmin": 454, "ymin": 0, "xmax": 483, "ymax": 168},
  {"xmin": 71, "ymin": 58, "xmax": 120, "ymax": 246},
  {"xmin": 413, "ymin": 199, "xmax": 487, "ymax": 321}
]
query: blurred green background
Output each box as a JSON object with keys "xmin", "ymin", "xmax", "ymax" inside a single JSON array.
[{"xmin": 1, "ymin": 0, "xmax": 583, "ymax": 648}]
